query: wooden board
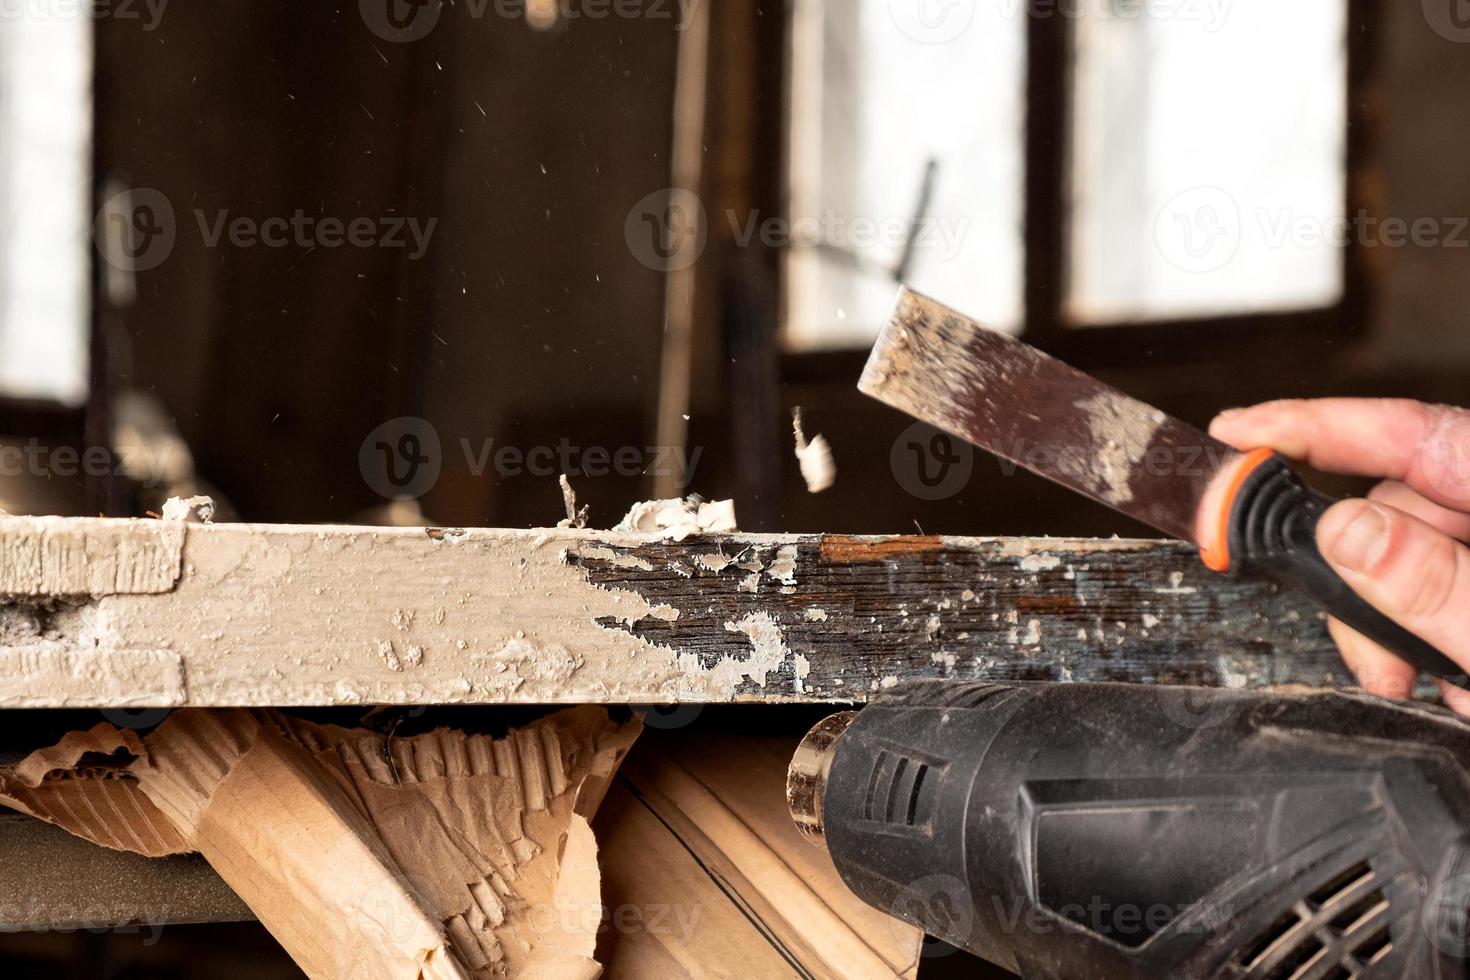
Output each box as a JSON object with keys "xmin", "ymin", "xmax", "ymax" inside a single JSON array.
[
  {"xmin": 608, "ymin": 731, "xmax": 917, "ymax": 975},
  {"xmin": 0, "ymin": 516, "xmax": 1348, "ymax": 707}
]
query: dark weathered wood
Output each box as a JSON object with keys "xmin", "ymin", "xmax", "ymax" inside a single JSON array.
[{"xmin": 569, "ymin": 535, "xmax": 1347, "ymax": 699}]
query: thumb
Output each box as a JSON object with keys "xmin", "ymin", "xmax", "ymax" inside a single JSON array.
[{"xmin": 1317, "ymin": 499, "xmax": 1470, "ymax": 671}]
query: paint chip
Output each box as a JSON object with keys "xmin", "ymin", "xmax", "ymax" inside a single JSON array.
[
  {"xmin": 614, "ymin": 496, "xmax": 737, "ymax": 542},
  {"xmin": 792, "ymin": 408, "xmax": 836, "ymax": 494}
]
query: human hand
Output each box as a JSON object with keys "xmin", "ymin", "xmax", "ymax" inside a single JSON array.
[{"xmin": 1210, "ymin": 399, "xmax": 1470, "ymax": 713}]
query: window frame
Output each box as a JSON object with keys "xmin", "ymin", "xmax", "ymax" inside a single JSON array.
[{"xmin": 778, "ymin": 0, "xmax": 1378, "ymax": 372}]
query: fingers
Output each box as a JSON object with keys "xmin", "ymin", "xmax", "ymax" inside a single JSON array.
[
  {"xmin": 1317, "ymin": 499, "xmax": 1470, "ymax": 676},
  {"xmin": 1436, "ymin": 678, "xmax": 1470, "ymax": 716},
  {"xmin": 1367, "ymin": 480, "xmax": 1470, "ymax": 541},
  {"xmin": 1326, "ymin": 617, "xmax": 1418, "ymax": 701},
  {"xmin": 1209, "ymin": 399, "xmax": 1470, "ymax": 512}
]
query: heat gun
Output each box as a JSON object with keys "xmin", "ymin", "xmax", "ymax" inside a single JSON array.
[{"xmin": 789, "ymin": 681, "xmax": 1470, "ymax": 978}]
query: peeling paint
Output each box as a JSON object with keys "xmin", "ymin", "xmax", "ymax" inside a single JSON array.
[
  {"xmin": 1019, "ymin": 553, "xmax": 1062, "ymax": 573},
  {"xmin": 766, "ymin": 545, "xmax": 798, "ymax": 585},
  {"xmin": 697, "ymin": 552, "xmax": 734, "ymax": 573},
  {"xmin": 574, "ymin": 547, "xmax": 654, "ymax": 572},
  {"xmin": 721, "ymin": 612, "xmax": 809, "ymax": 690}
]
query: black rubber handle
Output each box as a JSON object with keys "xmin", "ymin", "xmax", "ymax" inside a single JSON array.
[{"xmin": 1228, "ymin": 456, "xmax": 1466, "ymax": 684}]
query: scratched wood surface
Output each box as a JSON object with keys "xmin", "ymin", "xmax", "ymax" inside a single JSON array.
[{"xmin": 0, "ymin": 516, "xmax": 1348, "ymax": 706}]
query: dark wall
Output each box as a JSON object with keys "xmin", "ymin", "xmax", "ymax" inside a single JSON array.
[{"xmin": 96, "ymin": 1, "xmax": 680, "ymax": 525}]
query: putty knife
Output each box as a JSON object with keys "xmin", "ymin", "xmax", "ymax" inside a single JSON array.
[{"xmin": 860, "ymin": 287, "xmax": 1463, "ymax": 682}]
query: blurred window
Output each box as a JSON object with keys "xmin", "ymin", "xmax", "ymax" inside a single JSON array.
[
  {"xmin": 784, "ymin": 0, "xmax": 1348, "ymax": 349},
  {"xmin": 1068, "ymin": 0, "xmax": 1347, "ymax": 322},
  {"xmin": 0, "ymin": 3, "xmax": 92, "ymax": 405},
  {"xmin": 784, "ymin": 0, "xmax": 1026, "ymax": 350}
]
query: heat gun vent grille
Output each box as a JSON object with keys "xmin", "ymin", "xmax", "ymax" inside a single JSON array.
[
  {"xmin": 1233, "ymin": 861, "xmax": 1397, "ymax": 979},
  {"xmin": 863, "ymin": 749, "xmax": 937, "ymax": 830}
]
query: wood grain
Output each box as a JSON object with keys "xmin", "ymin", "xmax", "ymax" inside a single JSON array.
[{"xmin": 0, "ymin": 517, "xmax": 1348, "ymax": 706}]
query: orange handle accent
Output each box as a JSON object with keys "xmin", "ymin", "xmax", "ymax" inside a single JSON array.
[{"xmin": 1199, "ymin": 448, "xmax": 1277, "ymax": 573}]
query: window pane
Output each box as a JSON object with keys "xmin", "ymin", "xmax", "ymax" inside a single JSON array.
[
  {"xmin": 785, "ymin": 0, "xmax": 1025, "ymax": 350},
  {"xmin": 0, "ymin": 3, "xmax": 92, "ymax": 405},
  {"xmin": 1067, "ymin": 0, "xmax": 1347, "ymax": 323}
]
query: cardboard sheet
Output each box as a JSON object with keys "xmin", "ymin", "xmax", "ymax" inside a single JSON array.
[{"xmin": 0, "ymin": 706, "xmax": 640, "ymax": 979}]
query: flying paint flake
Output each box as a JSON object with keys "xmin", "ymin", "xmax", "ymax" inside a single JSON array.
[{"xmin": 791, "ymin": 408, "xmax": 836, "ymax": 494}]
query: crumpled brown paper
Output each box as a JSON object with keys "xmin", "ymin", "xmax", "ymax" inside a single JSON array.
[{"xmin": 0, "ymin": 706, "xmax": 640, "ymax": 979}]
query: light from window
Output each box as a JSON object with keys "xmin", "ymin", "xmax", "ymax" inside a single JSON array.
[
  {"xmin": 0, "ymin": 3, "xmax": 92, "ymax": 405},
  {"xmin": 1067, "ymin": 0, "xmax": 1347, "ymax": 323},
  {"xmin": 784, "ymin": 0, "xmax": 1025, "ymax": 350}
]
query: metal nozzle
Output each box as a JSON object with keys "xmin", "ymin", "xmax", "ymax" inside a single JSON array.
[{"xmin": 786, "ymin": 710, "xmax": 857, "ymax": 848}]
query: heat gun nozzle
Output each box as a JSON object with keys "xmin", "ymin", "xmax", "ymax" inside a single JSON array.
[{"xmin": 786, "ymin": 710, "xmax": 857, "ymax": 848}]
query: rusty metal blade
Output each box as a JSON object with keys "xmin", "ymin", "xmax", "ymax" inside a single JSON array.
[{"xmin": 860, "ymin": 287, "xmax": 1239, "ymax": 544}]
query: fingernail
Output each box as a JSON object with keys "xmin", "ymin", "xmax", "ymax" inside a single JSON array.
[
  {"xmin": 1320, "ymin": 500, "xmax": 1390, "ymax": 573},
  {"xmin": 1208, "ymin": 407, "xmax": 1243, "ymax": 436}
]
